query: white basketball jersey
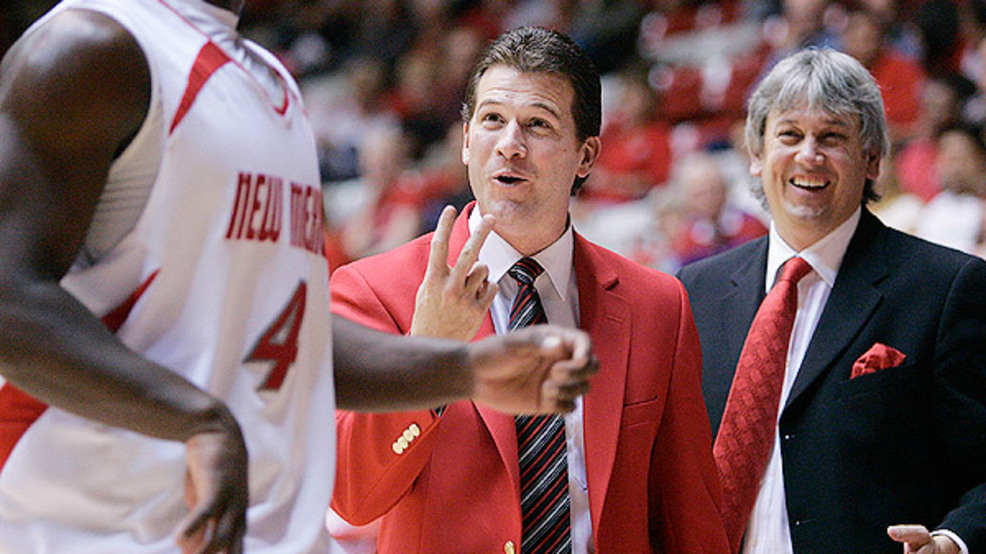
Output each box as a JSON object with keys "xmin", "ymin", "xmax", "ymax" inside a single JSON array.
[{"xmin": 0, "ymin": 1, "xmax": 335, "ymax": 552}]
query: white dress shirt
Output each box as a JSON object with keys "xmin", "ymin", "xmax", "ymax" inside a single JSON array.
[
  {"xmin": 742, "ymin": 208, "xmax": 968, "ymax": 554},
  {"xmin": 469, "ymin": 208, "xmax": 594, "ymax": 554},
  {"xmin": 742, "ymin": 209, "xmax": 858, "ymax": 554}
]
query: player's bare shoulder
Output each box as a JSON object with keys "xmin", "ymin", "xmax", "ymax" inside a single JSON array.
[{"xmin": 1, "ymin": 8, "xmax": 150, "ymax": 156}]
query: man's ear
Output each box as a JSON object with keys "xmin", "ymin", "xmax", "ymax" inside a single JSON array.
[
  {"xmin": 461, "ymin": 122, "xmax": 471, "ymax": 166},
  {"xmin": 749, "ymin": 149, "xmax": 764, "ymax": 178},
  {"xmin": 865, "ymin": 151, "xmax": 881, "ymax": 182},
  {"xmin": 577, "ymin": 136, "xmax": 601, "ymax": 179}
]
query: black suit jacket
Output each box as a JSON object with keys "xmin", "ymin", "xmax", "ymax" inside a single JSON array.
[{"xmin": 678, "ymin": 209, "xmax": 986, "ymax": 552}]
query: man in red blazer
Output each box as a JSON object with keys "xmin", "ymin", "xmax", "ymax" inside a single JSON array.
[{"xmin": 330, "ymin": 27, "xmax": 728, "ymax": 553}]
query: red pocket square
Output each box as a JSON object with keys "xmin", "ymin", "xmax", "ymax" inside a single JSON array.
[{"xmin": 851, "ymin": 343, "xmax": 906, "ymax": 379}]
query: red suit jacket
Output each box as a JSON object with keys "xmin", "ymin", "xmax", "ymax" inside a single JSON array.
[{"xmin": 330, "ymin": 204, "xmax": 728, "ymax": 553}]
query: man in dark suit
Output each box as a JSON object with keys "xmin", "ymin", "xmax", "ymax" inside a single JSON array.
[
  {"xmin": 678, "ymin": 48, "xmax": 986, "ymax": 554},
  {"xmin": 329, "ymin": 26, "xmax": 729, "ymax": 553}
]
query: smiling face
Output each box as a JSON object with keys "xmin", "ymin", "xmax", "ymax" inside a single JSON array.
[
  {"xmin": 751, "ymin": 104, "xmax": 880, "ymax": 250},
  {"xmin": 463, "ymin": 64, "xmax": 600, "ymax": 255}
]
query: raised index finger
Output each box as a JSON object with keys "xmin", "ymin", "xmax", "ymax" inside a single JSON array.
[
  {"xmin": 450, "ymin": 212, "xmax": 495, "ymax": 282},
  {"xmin": 426, "ymin": 205, "xmax": 458, "ymax": 278}
]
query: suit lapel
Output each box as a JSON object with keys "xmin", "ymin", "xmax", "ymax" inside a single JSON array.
[
  {"xmin": 574, "ymin": 235, "xmax": 631, "ymax": 529},
  {"xmin": 461, "ymin": 217, "xmax": 639, "ymax": 514},
  {"xmin": 455, "ymin": 203, "xmax": 523, "ymax": 494},
  {"xmin": 706, "ymin": 241, "xmax": 769, "ymax": 433},
  {"xmin": 725, "ymin": 241, "xmax": 769, "ymax": 370},
  {"xmin": 785, "ymin": 210, "xmax": 888, "ymax": 407}
]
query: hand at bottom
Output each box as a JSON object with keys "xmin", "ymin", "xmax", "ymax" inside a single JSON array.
[
  {"xmin": 888, "ymin": 525, "xmax": 960, "ymax": 554},
  {"xmin": 468, "ymin": 324, "xmax": 598, "ymax": 415},
  {"xmin": 177, "ymin": 427, "xmax": 249, "ymax": 554}
]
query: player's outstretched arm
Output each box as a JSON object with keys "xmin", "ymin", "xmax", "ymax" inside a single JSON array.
[
  {"xmin": 0, "ymin": 11, "xmax": 246, "ymax": 553},
  {"xmin": 333, "ymin": 315, "xmax": 597, "ymax": 414}
]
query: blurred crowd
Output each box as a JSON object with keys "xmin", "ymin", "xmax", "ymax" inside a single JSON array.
[{"xmin": 6, "ymin": 0, "xmax": 986, "ymax": 270}]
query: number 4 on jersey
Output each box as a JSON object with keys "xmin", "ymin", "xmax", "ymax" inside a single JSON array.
[{"xmin": 246, "ymin": 281, "xmax": 306, "ymax": 391}]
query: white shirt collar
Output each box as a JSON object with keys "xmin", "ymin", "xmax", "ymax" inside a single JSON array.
[
  {"xmin": 765, "ymin": 208, "xmax": 861, "ymax": 291},
  {"xmin": 468, "ymin": 206, "xmax": 574, "ymax": 300}
]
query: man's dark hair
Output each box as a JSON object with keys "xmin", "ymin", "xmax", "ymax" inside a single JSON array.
[{"xmin": 461, "ymin": 26, "xmax": 601, "ymax": 193}]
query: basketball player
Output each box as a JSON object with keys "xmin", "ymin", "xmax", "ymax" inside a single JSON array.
[{"xmin": 0, "ymin": 1, "xmax": 597, "ymax": 552}]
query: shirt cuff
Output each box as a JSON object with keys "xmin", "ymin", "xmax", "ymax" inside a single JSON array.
[{"xmin": 932, "ymin": 529, "xmax": 968, "ymax": 554}]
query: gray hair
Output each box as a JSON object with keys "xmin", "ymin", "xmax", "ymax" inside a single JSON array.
[{"xmin": 744, "ymin": 48, "xmax": 889, "ymax": 204}]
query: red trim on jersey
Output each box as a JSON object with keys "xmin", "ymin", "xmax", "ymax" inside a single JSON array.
[
  {"xmin": 0, "ymin": 387, "xmax": 48, "ymax": 470},
  {"xmin": 102, "ymin": 270, "xmax": 160, "ymax": 333},
  {"xmin": 157, "ymin": 0, "xmax": 292, "ymax": 118},
  {"xmin": 272, "ymin": 78, "xmax": 289, "ymax": 115},
  {"xmin": 0, "ymin": 270, "xmax": 161, "ymax": 471},
  {"xmin": 169, "ymin": 41, "xmax": 232, "ymax": 135}
]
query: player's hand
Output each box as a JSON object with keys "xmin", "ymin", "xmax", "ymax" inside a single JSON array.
[
  {"xmin": 410, "ymin": 205, "xmax": 497, "ymax": 341},
  {"xmin": 467, "ymin": 325, "xmax": 598, "ymax": 414},
  {"xmin": 177, "ymin": 425, "xmax": 249, "ymax": 554},
  {"xmin": 888, "ymin": 525, "xmax": 961, "ymax": 554}
]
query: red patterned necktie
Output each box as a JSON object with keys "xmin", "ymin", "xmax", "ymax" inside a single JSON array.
[
  {"xmin": 510, "ymin": 258, "xmax": 572, "ymax": 554},
  {"xmin": 714, "ymin": 256, "xmax": 812, "ymax": 552}
]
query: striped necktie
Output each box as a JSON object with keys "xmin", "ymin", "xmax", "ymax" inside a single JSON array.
[{"xmin": 509, "ymin": 257, "xmax": 572, "ymax": 554}]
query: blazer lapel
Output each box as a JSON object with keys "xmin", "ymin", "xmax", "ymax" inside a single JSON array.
[
  {"xmin": 786, "ymin": 210, "xmax": 887, "ymax": 407},
  {"xmin": 453, "ymin": 203, "xmax": 520, "ymax": 493},
  {"xmin": 574, "ymin": 235, "xmax": 631, "ymax": 529},
  {"xmin": 725, "ymin": 241, "xmax": 769, "ymax": 370},
  {"xmin": 703, "ymin": 240, "xmax": 768, "ymax": 433}
]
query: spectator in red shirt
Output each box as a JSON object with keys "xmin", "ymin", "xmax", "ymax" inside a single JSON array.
[
  {"xmin": 895, "ymin": 74, "xmax": 973, "ymax": 202},
  {"xmin": 842, "ymin": 9, "xmax": 925, "ymax": 144},
  {"xmin": 583, "ymin": 68, "xmax": 673, "ymax": 204},
  {"xmin": 631, "ymin": 152, "xmax": 767, "ymax": 272},
  {"xmin": 667, "ymin": 152, "xmax": 768, "ymax": 267}
]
